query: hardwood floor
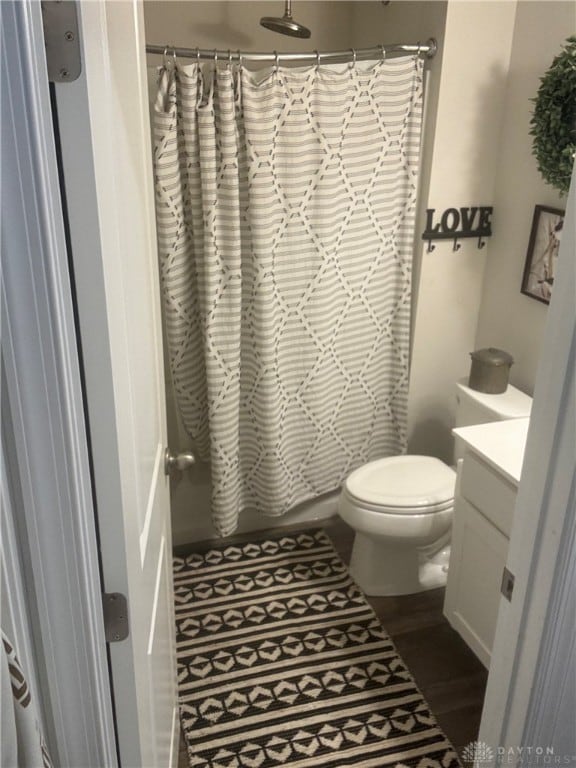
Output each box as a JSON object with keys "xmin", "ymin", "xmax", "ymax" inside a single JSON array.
[
  {"xmin": 324, "ymin": 517, "xmax": 488, "ymax": 756},
  {"xmin": 176, "ymin": 518, "xmax": 488, "ymax": 766}
]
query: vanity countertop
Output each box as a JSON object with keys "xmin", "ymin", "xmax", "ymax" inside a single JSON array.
[{"xmin": 453, "ymin": 417, "xmax": 530, "ymax": 486}]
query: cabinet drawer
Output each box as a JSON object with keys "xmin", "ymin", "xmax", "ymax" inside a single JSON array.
[{"xmin": 460, "ymin": 453, "xmax": 516, "ymax": 537}]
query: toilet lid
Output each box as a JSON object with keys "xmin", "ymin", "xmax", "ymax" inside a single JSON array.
[{"xmin": 344, "ymin": 455, "xmax": 456, "ymax": 509}]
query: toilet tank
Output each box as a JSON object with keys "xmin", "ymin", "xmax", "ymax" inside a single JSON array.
[{"xmin": 455, "ymin": 379, "xmax": 532, "ymax": 428}]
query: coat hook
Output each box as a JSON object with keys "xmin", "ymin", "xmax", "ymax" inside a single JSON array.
[
  {"xmin": 477, "ymin": 236, "xmax": 486, "ymax": 249},
  {"xmin": 427, "ymin": 239, "xmax": 436, "ymax": 253},
  {"xmin": 453, "ymin": 237, "xmax": 462, "ymax": 252}
]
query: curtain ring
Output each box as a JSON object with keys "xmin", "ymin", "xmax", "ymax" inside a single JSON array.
[
  {"xmin": 416, "ymin": 41, "xmax": 423, "ymax": 69},
  {"xmin": 379, "ymin": 44, "xmax": 386, "ymax": 60},
  {"xmin": 274, "ymin": 50, "xmax": 279, "ymax": 72},
  {"xmin": 349, "ymin": 48, "xmax": 357, "ymax": 68},
  {"xmin": 163, "ymin": 44, "xmax": 176, "ymax": 69},
  {"xmin": 194, "ymin": 47, "xmax": 201, "ymax": 92},
  {"xmin": 315, "ymin": 50, "xmax": 321, "ymax": 70},
  {"xmin": 228, "ymin": 49, "xmax": 233, "ymax": 67},
  {"xmin": 214, "ymin": 48, "xmax": 218, "ymax": 65}
]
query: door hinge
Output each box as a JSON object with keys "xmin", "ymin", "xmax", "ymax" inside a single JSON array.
[
  {"xmin": 501, "ymin": 567, "xmax": 515, "ymax": 602},
  {"xmin": 41, "ymin": 1, "xmax": 82, "ymax": 83},
  {"xmin": 103, "ymin": 593, "xmax": 129, "ymax": 643}
]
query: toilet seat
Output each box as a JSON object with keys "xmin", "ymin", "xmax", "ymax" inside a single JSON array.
[
  {"xmin": 344, "ymin": 455, "xmax": 456, "ymax": 510},
  {"xmin": 341, "ymin": 490, "xmax": 453, "ymax": 515}
]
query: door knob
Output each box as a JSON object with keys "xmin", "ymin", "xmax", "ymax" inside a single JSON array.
[{"xmin": 164, "ymin": 448, "xmax": 196, "ymax": 476}]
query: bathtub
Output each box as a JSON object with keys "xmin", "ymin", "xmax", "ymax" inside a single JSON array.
[{"xmin": 170, "ymin": 462, "xmax": 339, "ymax": 545}]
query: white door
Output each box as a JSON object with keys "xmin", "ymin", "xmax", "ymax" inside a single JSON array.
[{"xmin": 52, "ymin": 2, "xmax": 178, "ymax": 766}]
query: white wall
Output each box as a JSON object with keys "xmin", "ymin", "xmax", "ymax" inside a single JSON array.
[
  {"xmin": 475, "ymin": 1, "xmax": 575, "ymax": 395},
  {"xmin": 407, "ymin": 1, "xmax": 517, "ymax": 463},
  {"xmin": 143, "ymin": 1, "xmax": 354, "ymax": 56}
]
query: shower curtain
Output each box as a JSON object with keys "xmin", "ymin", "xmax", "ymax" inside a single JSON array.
[{"xmin": 153, "ymin": 56, "xmax": 423, "ymax": 536}]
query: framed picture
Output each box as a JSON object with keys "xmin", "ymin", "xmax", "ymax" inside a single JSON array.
[{"xmin": 520, "ymin": 205, "xmax": 564, "ymax": 305}]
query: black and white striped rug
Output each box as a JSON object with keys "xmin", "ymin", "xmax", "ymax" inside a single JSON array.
[{"xmin": 174, "ymin": 529, "xmax": 461, "ymax": 768}]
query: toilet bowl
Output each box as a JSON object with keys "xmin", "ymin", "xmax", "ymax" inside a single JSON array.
[{"xmin": 339, "ymin": 455, "xmax": 456, "ymax": 596}]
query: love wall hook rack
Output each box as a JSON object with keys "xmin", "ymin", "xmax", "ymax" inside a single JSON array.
[{"xmin": 422, "ymin": 206, "xmax": 493, "ymax": 253}]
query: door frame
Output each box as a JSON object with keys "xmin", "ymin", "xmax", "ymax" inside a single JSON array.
[
  {"xmin": 479, "ymin": 164, "xmax": 576, "ymax": 763},
  {"xmin": 1, "ymin": 1, "xmax": 117, "ymax": 765}
]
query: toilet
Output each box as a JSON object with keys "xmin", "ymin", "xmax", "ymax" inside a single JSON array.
[{"xmin": 338, "ymin": 380, "xmax": 532, "ymax": 596}]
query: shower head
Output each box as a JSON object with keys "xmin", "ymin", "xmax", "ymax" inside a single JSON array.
[{"xmin": 260, "ymin": 0, "xmax": 311, "ymax": 39}]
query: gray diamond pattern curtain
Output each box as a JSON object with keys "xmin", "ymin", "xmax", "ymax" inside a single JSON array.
[{"xmin": 153, "ymin": 57, "xmax": 423, "ymax": 536}]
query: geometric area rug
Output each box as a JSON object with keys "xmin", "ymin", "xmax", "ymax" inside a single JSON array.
[{"xmin": 173, "ymin": 529, "xmax": 462, "ymax": 768}]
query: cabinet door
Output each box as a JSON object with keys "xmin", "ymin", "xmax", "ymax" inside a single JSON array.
[{"xmin": 444, "ymin": 497, "xmax": 508, "ymax": 668}]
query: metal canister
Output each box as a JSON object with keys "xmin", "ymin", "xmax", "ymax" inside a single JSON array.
[{"xmin": 469, "ymin": 348, "xmax": 514, "ymax": 394}]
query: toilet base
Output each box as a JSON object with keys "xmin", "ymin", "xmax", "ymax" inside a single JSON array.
[{"xmin": 348, "ymin": 532, "xmax": 450, "ymax": 597}]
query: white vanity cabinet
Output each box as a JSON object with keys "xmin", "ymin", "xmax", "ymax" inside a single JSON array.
[{"xmin": 444, "ymin": 418, "xmax": 529, "ymax": 668}]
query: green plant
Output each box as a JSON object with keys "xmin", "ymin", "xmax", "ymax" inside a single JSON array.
[{"xmin": 530, "ymin": 36, "xmax": 576, "ymax": 195}]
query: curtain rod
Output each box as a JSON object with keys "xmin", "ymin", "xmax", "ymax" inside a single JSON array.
[{"xmin": 145, "ymin": 38, "xmax": 437, "ymax": 65}]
